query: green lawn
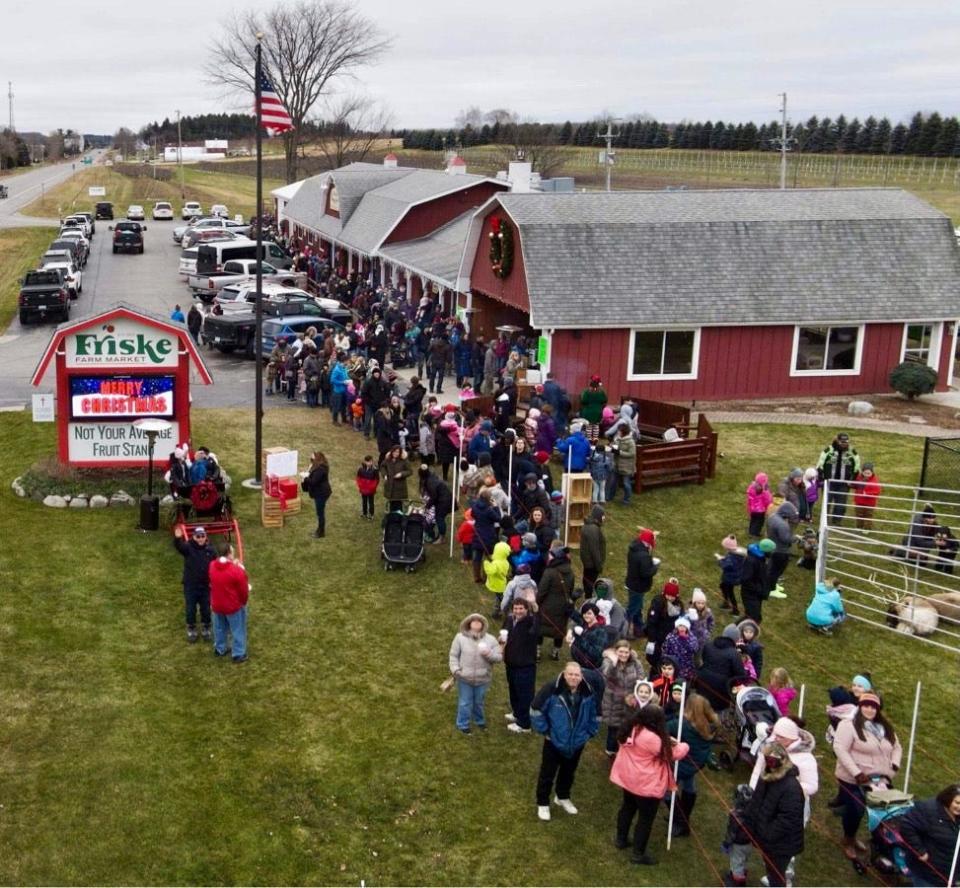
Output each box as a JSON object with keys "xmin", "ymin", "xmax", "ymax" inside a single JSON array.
[
  {"xmin": 0, "ymin": 226, "xmax": 59, "ymax": 328},
  {"xmin": 0, "ymin": 409, "xmax": 955, "ymax": 886}
]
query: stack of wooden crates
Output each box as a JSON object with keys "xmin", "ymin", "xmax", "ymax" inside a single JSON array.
[
  {"xmin": 562, "ymin": 472, "xmax": 592, "ymax": 548},
  {"xmin": 261, "ymin": 446, "xmax": 302, "ymax": 528}
]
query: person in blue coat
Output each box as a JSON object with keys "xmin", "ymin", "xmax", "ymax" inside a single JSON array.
[
  {"xmin": 555, "ymin": 422, "xmax": 592, "ymax": 472},
  {"xmin": 805, "ymin": 578, "xmax": 845, "ymax": 636},
  {"xmin": 329, "ymin": 355, "xmax": 350, "ymax": 425},
  {"xmin": 531, "ymin": 662, "xmax": 600, "ymax": 821}
]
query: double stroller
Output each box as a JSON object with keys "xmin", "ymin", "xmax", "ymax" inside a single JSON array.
[{"xmin": 381, "ymin": 506, "xmax": 427, "ymax": 572}]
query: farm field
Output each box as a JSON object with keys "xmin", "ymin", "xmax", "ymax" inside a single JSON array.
[{"xmin": 0, "ymin": 408, "xmax": 956, "ymax": 886}]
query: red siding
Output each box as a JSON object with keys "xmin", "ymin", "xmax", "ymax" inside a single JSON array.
[
  {"xmin": 384, "ymin": 182, "xmax": 506, "ymax": 244},
  {"xmin": 937, "ymin": 322, "xmax": 954, "ymax": 391},
  {"xmin": 550, "ymin": 323, "xmax": 937, "ymax": 403},
  {"xmin": 469, "ymin": 207, "xmax": 530, "ymax": 313},
  {"xmin": 468, "ymin": 291, "xmax": 532, "ymax": 342}
]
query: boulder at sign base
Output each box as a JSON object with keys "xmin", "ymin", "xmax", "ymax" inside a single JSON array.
[
  {"xmin": 69, "ymin": 497, "xmax": 88, "ymax": 509},
  {"xmin": 848, "ymin": 401, "xmax": 874, "ymax": 416},
  {"xmin": 43, "ymin": 495, "xmax": 68, "ymax": 508},
  {"xmin": 110, "ymin": 491, "xmax": 135, "ymax": 506},
  {"xmin": 89, "ymin": 495, "xmax": 109, "ymax": 509}
]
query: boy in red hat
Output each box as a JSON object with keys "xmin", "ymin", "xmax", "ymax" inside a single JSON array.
[{"xmin": 644, "ymin": 576, "xmax": 683, "ymax": 674}]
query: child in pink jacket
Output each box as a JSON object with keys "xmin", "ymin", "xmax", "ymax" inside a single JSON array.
[{"xmin": 746, "ymin": 472, "xmax": 773, "ymax": 538}]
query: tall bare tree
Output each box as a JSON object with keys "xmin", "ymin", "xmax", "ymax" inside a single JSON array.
[
  {"xmin": 308, "ymin": 94, "xmax": 393, "ymax": 169},
  {"xmin": 495, "ymin": 118, "xmax": 567, "ymax": 179},
  {"xmin": 206, "ymin": 0, "xmax": 391, "ymax": 182}
]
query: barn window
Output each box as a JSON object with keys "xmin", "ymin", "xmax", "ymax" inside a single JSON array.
[
  {"xmin": 791, "ymin": 325, "xmax": 863, "ymax": 376},
  {"xmin": 627, "ymin": 328, "xmax": 699, "ymax": 380},
  {"xmin": 901, "ymin": 323, "xmax": 935, "ymax": 366}
]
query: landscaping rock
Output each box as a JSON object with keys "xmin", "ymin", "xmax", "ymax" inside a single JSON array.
[
  {"xmin": 848, "ymin": 400, "xmax": 874, "ymax": 416},
  {"xmin": 11, "ymin": 477, "xmax": 25, "ymax": 498},
  {"xmin": 43, "ymin": 495, "xmax": 68, "ymax": 508},
  {"xmin": 89, "ymin": 495, "xmax": 109, "ymax": 509},
  {"xmin": 69, "ymin": 497, "xmax": 88, "ymax": 509},
  {"xmin": 110, "ymin": 491, "xmax": 135, "ymax": 506}
]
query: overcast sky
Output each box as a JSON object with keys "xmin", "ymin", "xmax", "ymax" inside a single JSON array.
[{"xmin": 5, "ymin": 0, "xmax": 960, "ymax": 135}]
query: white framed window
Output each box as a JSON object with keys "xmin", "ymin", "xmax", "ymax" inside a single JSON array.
[
  {"xmin": 627, "ymin": 328, "xmax": 700, "ymax": 380},
  {"xmin": 901, "ymin": 323, "xmax": 940, "ymax": 368},
  {"xmin": 790, "ymin": 325, "xmax": 863, "ymax": 376}
]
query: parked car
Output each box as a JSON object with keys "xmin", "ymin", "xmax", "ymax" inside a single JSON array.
[
  {"xmin": 179, "ymin": 247, "xmax": 199, "ymax": 278},
  {"xmin": 210, "ymin": 204, "xmax": 229, "ymax": 218},
  {"xmin": 110, "ymin": 221, "xmax": 147, "ymax": 254},
  {"xmin": 181, "ymin": 201, "xmax": 203, "ymax": 220},
  {"xmin": 126, "ymin": 205, "xmax": 145, "ymax": 221},
  {"xmin": 152, "ymin": 201, "xmax": 174, "ymax": 220},
  {"xmin": 74, "ymin": 211, "xmax": 96, "ymax": 235},
  {"xmin": 46, "ymin": 240, "xmax": 85, "ymax": 268},
  {"xmin": 205, "ymin": 305, "xmax": 346, "ymax": 358},
  {"xmin": 187, "ymin": 259, "xmax": 307, "ymax": 297},
  {"xmin": 62, "ymin": 214, "xmax": 93, "ymax": 237},
  {"xmin": 173, "ymin": 217, "xmax": 250, "ymax": 245},
  {"xmin": 19, "ymin": 269, "xmax": 71, "ymax": 325},
  {"xmin": 215, "ymin": 283, "xmax": 340, "ymax": 314},
  {"xmin": 181, "ymin": 228, "xmax": 243, "ymax": 249},
  {"xmin": 195, "ymin": 238, "xmax": 291, "ymax": 273},
  {"xmin": 260, "ymin": 315, "xmax": 348, "ymax": 359},
  {"xmin": 39, "ymin": 259, "xmax": 82, "ymax": 298},
  {"xmin": 94, "ymin": 201, "xmax": 114, "ymax": 220},
  {"xmin": 57, "ymin": 229, "xmax": 90, "ymax": 265}
]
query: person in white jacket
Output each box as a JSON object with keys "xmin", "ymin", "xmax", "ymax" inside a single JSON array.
[
  {"xmin": 448, "ymin": 613, "xmax": 503, "ymax": 735},
  {"xmin": 748, "ymin": 717, "xmax": 818, "ymax": 886}
]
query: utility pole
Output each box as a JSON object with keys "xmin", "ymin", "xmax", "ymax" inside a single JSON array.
[
  {"xmin": 596, "ymin": 118, "xmax": 620, "ymax": 192},
  {"xmin": 777, "ymin": 93, "xmax": 791, "ymax": 189},
  {"xmin": 7, "ymin": 81, "xmax": 14, "ymax": 132},
  {"xmin": 176, "ymin": 109, "xmax": 184, "ymax": 198}
]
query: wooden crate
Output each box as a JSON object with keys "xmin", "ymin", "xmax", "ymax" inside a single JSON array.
[
  {"xmin": 261, "ymin": 496, "xmax": 285, "ymax": 528},
  {"xmin": 562, "ymin": 472, "xmax": 593, "ymax": 549}
]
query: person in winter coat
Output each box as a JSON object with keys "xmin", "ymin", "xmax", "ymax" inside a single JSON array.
[
  {"xmin": 329, "ymin": 355, "xmax": 350, "ymax": 424},
  {"xmin": 501, "ymin": 565, "xmax": 539, "ymax": 615},
  {"xmin": 696, "ymin": 624, "xmax": 747, "ymax": 712},
  {"xmin": 746, "ymin": 472, "xmax": 773, "ymax": 538},
  {"xmin": 537, "ymin": 542, "xmax": 576, "ymax": 660},
  {"xmin": 503, "ymin": 598, "xmax": 540, "ymax": 734},
  {"xmin": 419, "ymin": 465, "xmax": 453, "ymax": 541},
  {"xmin": 898, "ymin": 784, "xmax": 960, "ymax": 888},
  {"xmin": 374, "ymin": 404, "xmax": 402, "ymax": 464},
  {"xmin": 516, "ymin": 472, "xmax": 551, "ymax": 523},
  {"xmin": 523, "ymin": 407, "xmax": 540, "ymax": 451},
  {"xmin": 588, "ymin": 444, "xmax": 613, "ymax": 503},
  {"xmin": 482, "ymin": 541, "xmax": 512, "ymax": 616},
  {"xmin": 625, "ymin": 528, "xmax": 659, "ymax": 637},
  {"xmin": 541, "ymin": 374, "xmax": 571, "ymax": 428},
  {"xmin": 851, "ymin": 462, "xmax": 882, "ymax": 531},
  {"xmin": 806, "ymin": 577, "xmax": 846, "ymax": 635},
  {"xmin": 744, "ymin": 743, "xmax": 806, "ymax": 887},
  {"xmin": 380, "ymin": 446, "xmax": 411, "ymax": 511},
  {"xmin": 715, "ymin": 534, "xmax": 746, "ymax": 616},
  {"xmin": 303, "ymin": 450, "xmax": 333, "ymax": 538},
  {"xmin": 660, "ymin": 616, "xmax": 700, "ymax": 681},
  {"xmin": 355, "ymin": 455, "xmax": 379, "ymax": 519},
  {"xmin": 817, "ymin": 432, "xmax": 861, "ymax": 525},
  {"xmin": 209, "ymin": 542, "xmax": 250, "ymax": 663},
  {"xmin": 687, "ymin": 588, "xmax": 714, "ymax": 652},
  {"xmin": 777, "ymin": 468, "xmax": 806, "ymax": 513},
  {"xmin": 740, "ymin": 539, "xmax": 775, "ymax": 622},
  {"xmin": 172, "ymin": 525, "xmax": 216, "ymax": 642},
  {"xmin": 470, "ymin": 489, "xmax": 502, "ymax": 583},
  {"xmin": 579, "ymin": 376, "xmax": 608, "ymax": 426},
  {"xmin": 586, "ymin": 577, "xmax": 627, "ymax": 638},
  {"xmin": 605, "ymin": 402, "xmax": 640, "ymax": 441},
  {"xmin": 611, "ymin": 424, "xmax": 637, "ymax": 504},
  {"xmin": 579, "ymin": 506, "xmax": 607, "ymax": 597},
  {"xmin": 601, "ymin": 640, "xmax": 645, "ymax": 756},
  {"xmin": 531, "ymin": 662, "xmax": 600, "ymax": 820},
  {"xmin": 555, "ymin": 423, "xmax": 592, "ymax": 472},
  {"xmin": 568, "ymin": 602, "xmax": 616, "ymax": 678},
  {"xmin": 467, "ymin": 420, "xmax": 495, "ymax": 464},
  {"xmin": 534, "ymin": 404, "xmax": 558, "ymax": 455},
  {"xmin": 360, "ymin": 367, "xmax": 391, "ymax": 438},
  {"xmin": 738, "ymin": 618, "xmax": 764, "ymax": 680},
  {"xmin": 402, "ymin": 376, "xmax": 426, "ymax": 424},
  {"xmin": 610, "ymin": 705, "xmax": 690, "ymax": 865},
  {"xmin": 766, "ymin": 501, "xmax": 799, "ymax": 594},
  {"xmin": 666, "ymin": 692, "xmax": 720, "ymax": 838},
  {"xmin": 749, "ymin": 718, "xmax": 819, "ymax": 822},
  {"xmin": 644, "ymin": 578, "xmax": 683, "ymax": 672},
  {"xmin": 833, "ymin": 692, "xmax": 903, "ymax": 863},
  {"xmin": 448, "ymin": 613, "xmax": 503, "ymax": 734}
]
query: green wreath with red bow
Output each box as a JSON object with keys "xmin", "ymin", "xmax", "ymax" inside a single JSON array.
[{"xmin": 488, "ymin": 216, "xmax": 514, "ymax": 279}]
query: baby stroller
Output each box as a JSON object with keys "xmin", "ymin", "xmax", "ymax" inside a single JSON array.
[
  {"xmin": 381, "ymin": 506, "xmax": 427, "ymax": 572},
  {"xmin": 860, "ymin": 781, "xmax": 915, "ymax": 879},
  {"xmin": 723, "ymin": 686, "xmax": 780, "ymax": 768}
]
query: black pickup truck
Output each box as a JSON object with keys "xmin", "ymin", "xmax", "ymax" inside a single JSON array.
[
  {"xmin": 202, "ymin": 297, "xmax": 351, "ymax": 357},
  {"xmin": 19, "ymin": 269, "xmax": 71, "ymax": 325},
  {"xmin": 110, "ymin": 221, "xmax": 146, "ymax": 254}
]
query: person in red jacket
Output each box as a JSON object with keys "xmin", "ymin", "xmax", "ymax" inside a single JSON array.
[
  {"xmin": 209, "ymin": 543, "xmax": 250, "ymax": 663},
  {"xmin": 851, "ymin": 463, "xmax": 882, "ymax": 531},
  {"xmin": 355, "ymin": 454, "xmax": 380, "ymax": 520}
]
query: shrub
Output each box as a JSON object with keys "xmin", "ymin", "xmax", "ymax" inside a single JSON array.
[{"xmin": 889, "ymin": 361, "xmax": 938, "ymax": 399}]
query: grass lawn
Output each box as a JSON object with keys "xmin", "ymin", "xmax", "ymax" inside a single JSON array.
[
  {"xmin": 18, "ymin": 167, "xmax": 283, "ymax": 222},
  {"xmin": 0, "ymin": 409, "xmax": 955, "ymax": 886},
  {"xmin": 0, "ymin": 226, "xmax": 59, "ymax": 328}
]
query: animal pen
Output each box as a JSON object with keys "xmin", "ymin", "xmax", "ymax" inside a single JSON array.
[{"xmin": 817, "ymin": 479, "xmax": 960, "ymax": 654}]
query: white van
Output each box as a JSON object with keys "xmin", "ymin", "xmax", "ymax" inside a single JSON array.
[
  {"xmin": 195, "ymin": 239, "xmax": 292, "ymax": 275},
  {"xmin": 179, "ymin": 247, "xmax": 199, "ymax": 278}
]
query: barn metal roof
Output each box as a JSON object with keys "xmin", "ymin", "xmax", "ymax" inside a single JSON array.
[{"xmin": 378, "ymin": 211, "xmax": 475, "ymax": 288}]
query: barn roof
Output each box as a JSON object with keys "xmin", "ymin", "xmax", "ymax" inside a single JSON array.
[
  {"xmin": 378, "ymin": 211, "xmax": 475, "ymax": 289},
  {"xmin": 492, "ymin": 188, "xmax": 960, "ymax": 328}
]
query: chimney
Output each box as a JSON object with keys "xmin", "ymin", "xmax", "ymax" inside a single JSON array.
[
  {"xmin": 383, "ymin": 152, "xmax": 398, "ymax": 169},
  {"xmin": 447, "ymin": 155, "xmax": 467, "ymax": 176},
  {"xmin": 508, "ymin": 161, "xmax": 533, "ymax": 193}
]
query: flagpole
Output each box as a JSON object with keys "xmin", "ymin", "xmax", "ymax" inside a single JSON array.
[{"xmin": 253, "ymin": 33, "xmax": 265, "ymax": 487}]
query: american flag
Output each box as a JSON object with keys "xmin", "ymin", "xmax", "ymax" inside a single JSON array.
[{"xmin": 257, "ymin": 71, "xmax": 294, "ymax": 134}]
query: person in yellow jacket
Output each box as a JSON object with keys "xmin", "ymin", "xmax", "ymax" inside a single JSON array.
[{"xmin": 483, "ymin": 540, "xmax": 512, "ymax": 618}]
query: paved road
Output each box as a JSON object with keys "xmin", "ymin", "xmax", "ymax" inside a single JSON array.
[
  {"xmin": 0, "ymin": 215, "xmax": 258, "ymax": 410},
  {"xmin": 0, "ymin": 156, "xmax": 101, "ymax": 228}
]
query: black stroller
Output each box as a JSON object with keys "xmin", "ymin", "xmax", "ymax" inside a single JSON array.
[{"xmin": 381, "ymin": 507, "xmax": 427, "ymax": 572}]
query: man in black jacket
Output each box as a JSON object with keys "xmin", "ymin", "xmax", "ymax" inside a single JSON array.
[
  {"xmin": 173, "ymin": 525, "xmax": 217, "ymax": 642},
  {"xmin": 503, "ymin": 598, "xmax": 540, "ymax": 734},
  {"xmin": 624, "ymin": 528, "xmax": 659, "ymax": 638},
  {"xmin": 427, "ymin": 334, "xmax": 451, "ymax": 394},
  {"xmin": 360, "ymin": 367, "xmax": 391, "ymax": 439}
]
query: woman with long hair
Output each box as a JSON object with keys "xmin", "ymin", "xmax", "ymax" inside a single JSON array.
[
  {"xmin": 899, "ymin": 783, "xmax": 960, "ymax": 887},
  {"xmin": 610, "ymin": 704, "xmax": 689, "ymax": 866},
  {"xmin": 303, "ymin": 451, "xmax": 332, "ymax": 538},
  {"xmin": 832, "ymin": 692, "xmax": 902, "ymax": 863},
  {"xmin": 665, "ymin": 691, "xmax": 719, "ymax": 837}
]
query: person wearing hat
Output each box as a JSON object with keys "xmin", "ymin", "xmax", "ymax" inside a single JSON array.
[
  {"xmin": 749, "ymin": 719, "xmax": 819, "ymax": 840},
  {"xmin": 536, "ymin": 542, "xmax": 576, "ymax": 661},
  {"xmin": 517, "ymin": 472, "xmax": 551, "ymax": 523},
  {"xmin": 660, "ymin": 615, "xmax": 699, "ymax": 683},
  {"xmin": 817, "ymin": 432, "xmax": 861, "ymax": 525},
  {"xmin": 696, "ymin": 624, "xmax": 748, "ymax": 712},
  {"xmin": 851, "ymin": 462, "xmax": 882, "ymax": 531},
  {"xmin": 172, "ymin": 524, "xmax": 217, "ymax": 643},
  {"xmin": 715, "ymin": 534, "xmax": 746, "ymax": 616},
  {"xmin": 899, "ymin": 502, "xmax": 940, "ymax": 564},
  {"xmin": 448, "ymin": 613, "xmax": 503, "ymax": 734},
  {"xmin": 467, "ymin": 420, "xmax": 494, "ymax": 464},
  {"xmin": 832, "ymin": 692, "xmax": 902, "ymax": 863},
  {"xmin": 578, "ymin": 506, "xmax": 607, "ymax": 598},
  {"xmin": 579, "ymin": 375, "xmax": 608, "ymax": 427},
  {"xmin": 501, "ymin": 562, "xmax": 539, "ymax": 615},
  {"xmin": 360, "ymin": 366, "xmax": 392, "ymax": 439},
  {"xmin": 766, "ymin": 501, "xmax": 799, "ymax": 598},
  {"xmin": 740, "ymin": 539, "xmax": 775, "ymax": 623},
  {"xmin": 776, "ymin": 468, "xmax": 806, "ymax": 514},
  {"xmin": 625, "ymin": 528, "xmax": 659, "ymax": 638},
  {"xmin": 742, "ymin": 742, "xmax": 806, "ymax": 887},
  {"xmin": 644, "ymin": 578, "xmax": 683, "ymax": 673}
]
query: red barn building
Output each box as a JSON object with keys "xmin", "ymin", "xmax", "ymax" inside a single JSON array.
[{"xmin": 457, "ymin": 188, "xmax": 960, "ymax": 401}]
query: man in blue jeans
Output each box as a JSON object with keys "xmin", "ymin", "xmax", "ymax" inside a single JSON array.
[
  {"xmin": 329, "ymin": 353, "xmax": 350, "ymax": 425},
  {"xmin": 209, "ymin": 543, "xmax": 250, "ymax": 663},
  {"xmin": 172, "ymin": 524, "xmax": 216, "ymax": 643}
]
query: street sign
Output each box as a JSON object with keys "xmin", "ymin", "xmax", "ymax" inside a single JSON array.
[
  {"xmin": 88, "ymin": 186, "xmax": 106, "ymax": 196},
  {"xmin": 32, "ymin": 394, "xmax": 55, "ymax": 422}
]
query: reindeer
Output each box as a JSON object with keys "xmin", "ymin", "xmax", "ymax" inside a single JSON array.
[{"xmin": 873, "ymin": 568, "xmax": 941, "ymax": 637}]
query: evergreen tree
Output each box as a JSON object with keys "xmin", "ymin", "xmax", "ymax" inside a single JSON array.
[
  {"xmin": 872, "ymin": 118, "xmax": 892, "ymax": 154},
  {"xmin": 479, "ymin": 124, "xmax": 491, "ymax": 144},
  {"xmin": 889, "ymin": 123, "xmax": 908, "ymax": 155},
  {"xmin": 672, "ymin": 123, "xmax": 686, "ymax": 148},
  {"xmin": 933, "ymin": 117, "xmax": 959, "ymax": 157},
  {"xmin": 917, "ymin": 112, "xmax": 942, "ymax": 156},
  {"xmin": 654, "ymin": 123, "xmax": 670, "ymax": 148},
  {"xmin": 827, "ymin": 114, "xmax": 847, "ymax": 151},
  {"xmin": 709, "ymin": 121, "xmax": 725, "ymax": 149},
  {"xmin": 700, "ymin": 121, "xmax": 713, "ymax": 149},
  {"xmin": 790, "ymin": 122, "xmax": 806, "ymax": 152},
  {"xmin": 811, "ymin": 117, "xmax": 831, "ymax": 153},
  {"xmin": 740, "ymin": 121, "xmax": 758, "ymax": 150},
  {"xmin": 856, "ymin": 116, "xmax": 877, "ymax": 153},
  {"xmin": 558, "ymin": 121, "xmax": 573, "ymax": 145},
  {"xmin": 904, "ymin": 112, "xmax": 924, "ymax": 154},
  {"xmin": 840, "ymin": 117, "xmax": 861, "ymax": 153}
]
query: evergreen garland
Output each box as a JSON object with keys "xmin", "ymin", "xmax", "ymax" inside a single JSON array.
[{"xmin": 488, "ymin": 216, "xmax": 514, "ymax": 279}]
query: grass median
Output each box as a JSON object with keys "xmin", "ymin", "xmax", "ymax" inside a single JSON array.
[
  {"xmin": 0, "ymin": 226, "xmax": 59, "ymax": 328},
  {"xmin": 0, "ymin": 407, "xmax": 953, "ymax": 885}
]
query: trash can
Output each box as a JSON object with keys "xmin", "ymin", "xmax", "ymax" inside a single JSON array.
[{"xmin": 139, "ymin": 494, "xmax": 160, "ymax": 531}]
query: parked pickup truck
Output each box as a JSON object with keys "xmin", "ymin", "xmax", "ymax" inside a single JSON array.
[
  {"xmin": 19, "ymin": 269, "xmax": 71, "ymax": 325},
  {"xmin": 202, "ymin": 298, "xmax": 352, "ymax": 358},
  {"xmin": 186, "ymin": 259, "xmax": 307, "ymax": 299}
]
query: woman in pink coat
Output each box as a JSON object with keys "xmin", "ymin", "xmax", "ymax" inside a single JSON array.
[{"xmin": 610, "ymin": 705, "xmax": 689, "ymax": 866}]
